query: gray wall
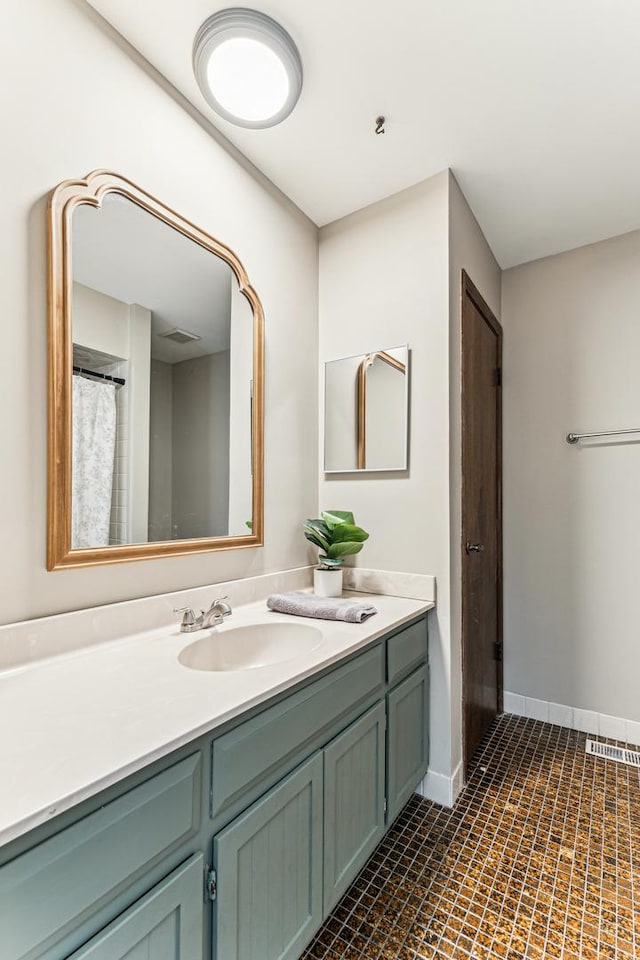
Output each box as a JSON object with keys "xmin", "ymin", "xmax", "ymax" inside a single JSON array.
[
  {"xmin": 172, "ymin": 353, "xmax": 230, "ymax": 539},
  {"xmin": 148, "ymin": 359, "xmax": 173, "ymax": 542},
  {"xmin": 502, "ymin": 229, "xmax": 640, "ymax": 722},
  {"xmin": 1, "ymin": 0, "xmax": 318, "ymax": 624}
]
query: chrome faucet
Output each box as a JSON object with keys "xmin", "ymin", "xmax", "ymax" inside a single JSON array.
[{"xmin": 174, "ymin": 596, "xmax": 232, "ymax": 633}]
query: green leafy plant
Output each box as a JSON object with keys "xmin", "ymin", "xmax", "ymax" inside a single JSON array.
[{"xmin": 303, "ymin": 510, "xmax": 369, "ymax": 570}]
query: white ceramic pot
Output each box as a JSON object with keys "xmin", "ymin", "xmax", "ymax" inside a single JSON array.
[{"xmin": 313, "ymin": 567, "xmax": 343, "ymax": 598}]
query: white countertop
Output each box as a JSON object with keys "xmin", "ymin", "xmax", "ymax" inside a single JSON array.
[{"xmin": 0, "ymin": 592, "xmax": 432, "ymax": 848}]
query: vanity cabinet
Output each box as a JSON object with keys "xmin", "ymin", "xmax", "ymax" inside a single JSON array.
[
  {"xmin": 322, "ymin": 701, "xmax": 386, "ymax": 912},
  {"xmin": 211, "ymin": 700, "xmax": 386, "ymax": 960},
  {"xmin": 1, "ymin": 614, "xmax": 428, "ymax": 960},
  {"xmin": 385, "ymin": 617, "xmax": 430, "ymax": 824},
  {"xmin": 66, "ymin": 855, "xmax": 204, "ymax": 960},
  {"xmin": 386, "ymin": 666, "xmax": 430, "ymax": 823},
  {"xmin": 213, "ymin": 754, "xmax": 324, "ymax": 960},
  {"xmin": 0, "ymin": 753, "xmax": 203, "ymax": 960},
  {"xmin": 209, "ymin": 644, "xmax": 384, "ymax": 832}
]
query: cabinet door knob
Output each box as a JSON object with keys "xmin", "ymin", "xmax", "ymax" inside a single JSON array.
[{"xmin": 465, "ymin": 542, "xmax": 485, "ymax": 554}]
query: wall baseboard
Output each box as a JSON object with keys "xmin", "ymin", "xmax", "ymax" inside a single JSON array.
[
  {"xmin": 504, "ymin": 691, "xmax": 640, "ymax": 747},
  {"xmin": 417, "ymin": 760, "xmax": 463, "ymax": 808},
  {"xmin": 415, "ymin": 692, "xmax": 640, "ymax": 812}
]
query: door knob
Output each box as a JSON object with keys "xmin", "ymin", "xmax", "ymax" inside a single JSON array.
[{"xmin": 465, "ymin": 542, "xmax": 485, "ymax": 554}]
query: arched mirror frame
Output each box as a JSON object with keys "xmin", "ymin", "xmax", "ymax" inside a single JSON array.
[{"xmin": 47, "ymin": 169, "xmax": 264, "ymax": 570}]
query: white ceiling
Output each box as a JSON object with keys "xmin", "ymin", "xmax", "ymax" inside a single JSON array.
[
  {"xmin": 87, "ymin": 0, "xmax": 640, "ymax": 267},
  {"xmin": 73, "ymin": 193, "xmax": 235, "ymax": 362}
]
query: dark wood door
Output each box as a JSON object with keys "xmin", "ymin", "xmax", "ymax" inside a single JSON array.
[{"xmin": 461, "ymin": 271, "xmax": 503, "ymax": 775}]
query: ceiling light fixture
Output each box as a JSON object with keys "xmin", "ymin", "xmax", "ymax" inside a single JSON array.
[{"xmin": 193, "ymin": 8, "xmax": 303, "ymax": 129}]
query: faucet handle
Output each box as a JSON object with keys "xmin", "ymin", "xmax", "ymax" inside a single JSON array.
[
  {"xmin": 211, "ymin": 595, "xmax": 232, "ymax": 616},
  {"xmin": 173, "ymin": 606, "xmax": 197, "ymax": 629}
]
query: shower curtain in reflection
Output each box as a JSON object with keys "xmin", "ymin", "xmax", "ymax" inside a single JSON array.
[{"xmin": 72, "ymin": 375, "xmax": 117, "ymax": 549}]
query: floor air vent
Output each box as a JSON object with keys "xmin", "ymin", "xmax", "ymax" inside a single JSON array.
[{"xmin": 586, "ymin": 739, "xmax": 640, "ymax": 768}]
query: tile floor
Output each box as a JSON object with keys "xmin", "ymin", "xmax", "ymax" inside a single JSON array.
[{"xmin": 301, "ymin": 714, "xmax": 639, "ymax": 960}]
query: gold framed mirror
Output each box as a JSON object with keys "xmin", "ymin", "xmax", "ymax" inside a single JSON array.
[{"xmin": 48, "ymin": 170, "xmax": 264, "ymax": 570}]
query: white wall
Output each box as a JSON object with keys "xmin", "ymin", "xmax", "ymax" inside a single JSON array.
[
  {"xmin": 0, "ymin": 0, "xmax": 318, "ymax": 624},
  {"xmin": 448, "ymin": 174, "xmax": 502, "ymax": 779},
  {"xmin": 72, "ymin": 282, "xmax": 130, "ymax": 358},
  {"xmin": 502, "ymin": 230, "xmax": 640, "ymax": 722},
  {"xmin": 319, "ymin": 173, "xmax": 453, "ymax": 786},
  {"xmin": 319, "ymin": 172, "xmax": 502, "ymax": 799}
]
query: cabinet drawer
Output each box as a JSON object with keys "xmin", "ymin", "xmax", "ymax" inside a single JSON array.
[
  {"xmin": 211, "ymin": 644, "xmax": 384, "ymax": 823},
  {"xmin": 386, "ymin": 618, "xmax": 428, "ymax": 686},
  {"xmin": 0, "ymin": 753, "xmax": 201, "ymax": 960}
]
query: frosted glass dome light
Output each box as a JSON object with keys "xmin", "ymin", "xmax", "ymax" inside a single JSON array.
[{"xmin": 193, "ymin": 9, "xmax": 303, "ymax": 129}]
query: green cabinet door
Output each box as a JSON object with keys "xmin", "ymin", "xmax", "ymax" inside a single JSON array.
[
  {"xmin": 66, "ymin": 854, "xmax": 203, "ymax": 960},
  {"xmin": 0, "ymin": 754, "xmax": 202, "ymax": 960},
  {"xmin": 387, "ymin": 665, "xmax": 430, "ymax": 824},
  {"xmin": 212, "ymin": 753, "xmax": 323, "ymax": 960},
  {"xmin": 322, "ymin": 701, "xmax": 386, "ymax": 913}
]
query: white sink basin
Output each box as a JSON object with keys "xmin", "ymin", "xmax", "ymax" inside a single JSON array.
[{"xmin": 178, "ymin": 622, "xmax": 325, "ymax": 672}]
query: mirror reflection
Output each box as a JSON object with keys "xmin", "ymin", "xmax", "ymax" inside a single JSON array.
[
  {"xmin": 324, "ymin": 345, "xmax": 409, "ymax": 472},
  {"xmin": 71, "ymin": 193, "xmax": 255, "ymax": 548}
]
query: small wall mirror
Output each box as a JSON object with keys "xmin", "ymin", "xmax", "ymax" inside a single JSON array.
[
  {"xmin": 48, "ymin": 170, "xmax": 264, "ymax": 569},
  {"xmin": 324, "ymin": 345, "xmax": 409, "ymax": 473}
]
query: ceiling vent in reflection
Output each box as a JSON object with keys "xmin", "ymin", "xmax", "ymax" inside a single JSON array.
[{"xmin": 159, "ymin": 327, "xmax": 202, "ymax": 344}]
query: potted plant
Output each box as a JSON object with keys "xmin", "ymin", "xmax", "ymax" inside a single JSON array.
[{"xmin": 303, "ymin": 510, "xmax": 369, "ymax": 597}]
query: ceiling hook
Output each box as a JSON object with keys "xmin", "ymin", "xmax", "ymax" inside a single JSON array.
[{"xmin": 375, "ymin": 115, "xmax": 385, "ymax": 135}]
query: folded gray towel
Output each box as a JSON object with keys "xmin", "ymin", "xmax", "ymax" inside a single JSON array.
[{"xmin": 266, "ymin": 592, "xmax": 378, "ymax": 623}]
